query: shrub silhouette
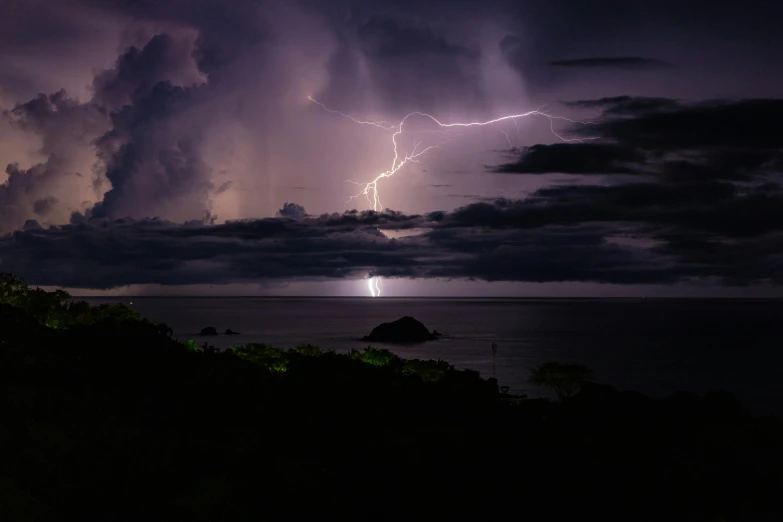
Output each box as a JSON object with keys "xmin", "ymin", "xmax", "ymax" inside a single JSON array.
[
  {"xmin": 292, "ymin": 343, "xmax": 325, "ymax": 357},
  {"xmin": 359, "ymin": 346, "xmax": 401, "ymax": 367},
  {"xmin": 528, "ymin": 362, "xmax": 594, "ymax": 401},
  {"xmin": 0, "ymin": 272, "xmax": 780, "ymax": 521},
  {"xmin": 230, "ymin": 343, "xmax": 290, "ymax": 373}
]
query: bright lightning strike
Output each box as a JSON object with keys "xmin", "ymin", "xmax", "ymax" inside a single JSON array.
[
  {"xmin": 367, "ymin": 276, "xmax": 382, "ymax": 297},
  {"xmin": 310, "ymin": 96, "xmax": 598, "ymax": 298},
  {"xmin": 308, "ymin": 95, "xmax": 598, "ymax": 212}
]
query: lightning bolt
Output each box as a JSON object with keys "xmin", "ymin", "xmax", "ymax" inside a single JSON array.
[
  {"xmin": 308, "ymin": 96, "xmax": 598, "ymax": 211},
  {"xmin": 310, "ymin": 97, "xmax": 598, "ymax": 297},
  {"xmin": 367, "ymin": 276, "xmax": 382, "ymax": 297}
]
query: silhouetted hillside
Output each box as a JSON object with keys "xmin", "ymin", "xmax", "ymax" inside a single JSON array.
[{"xmin": 0, "ymin": 273, "xmax": 781, "ymax": 521}]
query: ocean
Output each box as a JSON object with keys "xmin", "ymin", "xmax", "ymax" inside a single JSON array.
[{"xmin": 82, "ymin": 297, "xmax": 783, "ymax": 414}]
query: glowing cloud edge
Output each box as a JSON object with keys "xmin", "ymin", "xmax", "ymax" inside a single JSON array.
[{"xmin": 309, "ymin": 97, "xmax": 599, "ymax": 297}]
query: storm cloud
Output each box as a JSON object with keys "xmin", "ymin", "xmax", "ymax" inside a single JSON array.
[
  {"xmin": 0, "ymin": 0, "xmax": 540, "ymax": 233},
  {"xmin": 492, "ymin": 143, "xmax": 644, "ymax": 174},
  {"xmin": 2, "ymin": 0, "xmax": 783, "ymax": 292},
  {"xmin": 493, "ymin": 97, "xmax": 783, "ymax": 186},
  {"xmin": 4, "ymin": 186, "xmax": 783, "ymax": 289}
]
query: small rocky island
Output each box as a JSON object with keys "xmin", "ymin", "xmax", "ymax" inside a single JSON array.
[
  {"xmin": 200, "ymin": 327, "xmax": 241, "ymax": 335},
  {"xmin": 362, "ymin": 316, "xmax": 441, "ymax": 343}
]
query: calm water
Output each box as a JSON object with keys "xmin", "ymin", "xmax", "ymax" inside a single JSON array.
[{"xmin": 82, "ymin": 297, "xmax": 783, "ymax": 414}]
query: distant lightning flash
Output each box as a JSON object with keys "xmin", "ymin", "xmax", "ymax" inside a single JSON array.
[
  {"xmin": 309, "ymin": 96, "xmax": 598, "ymax": 297},
  {"xmin": 308, "ymin": 95, "xmax": 598, "ymax": 212},
  {"xmin": 367, "ymin": 276, "xmax": 382, "ymax": 298}
]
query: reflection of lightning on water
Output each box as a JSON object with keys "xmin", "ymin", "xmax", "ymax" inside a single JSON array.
[
  {"xmin": 367, "ymin": 276, "xmax": 382, "ymax": 298},
  {"xmin": 309, "ymin": 97, "xmax": 598, "ymax": 297}
]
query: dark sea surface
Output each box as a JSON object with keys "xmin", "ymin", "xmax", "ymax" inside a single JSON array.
[{"xmin": 82, "ymin": 297, "xmax": 783, "ymax": 414}]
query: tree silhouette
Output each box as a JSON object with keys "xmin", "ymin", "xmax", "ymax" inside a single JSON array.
[{"xmin": 528, "ymin": 362, "xmax": 593, "ymax": 401}]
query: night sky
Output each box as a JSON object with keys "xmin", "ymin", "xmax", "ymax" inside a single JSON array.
[{"xmin": 1, "ymin": 0, "xmax": 782, "ymax": 296}]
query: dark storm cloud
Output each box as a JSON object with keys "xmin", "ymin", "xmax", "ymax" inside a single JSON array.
[
  {"xmin": 492, "ymin": 143, "xmax": 644, "ymax": 174},
  {"xmin": 547, "ymin": 57, "xmax": 673, "ymax": 70},
  {"xmin": 91, "ymin": 77, "xmax": 213, "ymax": 221},
  {"xmin": 528, "ymin": 182, "xmax": 783, "ymax": 238},
  {"xmin": 657, "ymin": 149, "xmax": 781, "ymax": 183},
  {"xmin": 573, "ymin": 98, "xmax": 783, "ymax": 150},
  {"xmin": 491, "ymin": 97, "xmax": 783, "ymax": 184},
  {"xmin": 565, "ymin": 96, "xmax": 682, "ymax": 116},
  {"xmin": 436, "ymin": 185, "xmax": 752, "ymax": 238},
  {"xmin": 0, "ymin": 203, "xmax": 666, "ymax": 288},
  {"xmin": 92, "ymin": 33, "xmax": 202, "ymax": 110},
  {"xmin": 6, "ymin": 90, "xmax": 783, "ymax": 288},
  {"xmin": 2, "ymin": 0, "xmax": 783, "ymax": 293},
  {"xmin": 424, "ymin": 225, "xmax": 677, "ymax": 284},
  {"xmin": 278, "ymin": 202, "xmax": 307, "ymax": 219},
  {"xmin": 462, "ymin": 93, "xmax": 783, "ymax": 287},
  {"xmin": 0, "ymin": 209, "xmax": 427, "ymax": 288},
  {"xmin": 3, "ymin": 190, "xmax": 783, "ymax": 289}
]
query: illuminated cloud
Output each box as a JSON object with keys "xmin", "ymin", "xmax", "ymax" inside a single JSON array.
[
  {"xmin": 4, "ymin": 187, "xmax": 783, "ymax": 289},
  {"xmin": 0, "ymin": 0, "xmax": 783, "ymax": 293}
]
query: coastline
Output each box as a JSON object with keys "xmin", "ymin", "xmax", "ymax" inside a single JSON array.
[{"xmin": 1, "ymin": 275, "xmax": 781, "ymax": 520}]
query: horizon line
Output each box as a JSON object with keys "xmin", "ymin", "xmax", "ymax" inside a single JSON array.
[{"xmin": 70, "ymin": 295, "xmax": 783, "ymax": 300}]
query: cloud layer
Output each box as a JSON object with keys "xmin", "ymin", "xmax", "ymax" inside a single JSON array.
[
  {"xmin": 3, "ymin": 179, "xmax": 782, "ymax": 289},
  {"xmin": 1, "ymin": 1, "xmax": 539, "ymax": 232},
  {"xmin": 2, "ymin": 1, "xmax": 783, "ymax": 290}
]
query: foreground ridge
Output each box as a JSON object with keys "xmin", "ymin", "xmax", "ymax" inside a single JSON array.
[{"xmin": 0, "ymin": 272, "xmax": 780, "ymax": 521}]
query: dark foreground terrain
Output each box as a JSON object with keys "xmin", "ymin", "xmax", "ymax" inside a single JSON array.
[{"xmin": 1, "ymin": 273, "xmax": 781, "ymax": 521}]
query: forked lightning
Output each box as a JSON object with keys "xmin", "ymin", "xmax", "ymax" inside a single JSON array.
[
  {"xmin": 309, "ymin": 96, "xmax": 597, "ymax": 211},
  {"xmin": 309, "ymin": 97, "xmax": 598, "ymax": 296}
]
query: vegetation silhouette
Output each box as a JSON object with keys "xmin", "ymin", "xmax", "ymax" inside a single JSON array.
[
  {"xmin": 528, "ymin": 361, "xmax": 594, "ymax": 401},
  {"xmin": 0, "ymin": 272, "xmax": 781, "ymax": 521}
]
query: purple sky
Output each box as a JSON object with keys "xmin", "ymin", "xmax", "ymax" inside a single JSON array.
[{"xmin": 1, "ymin": 0, "xmax": 783, "ymax": 296}]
